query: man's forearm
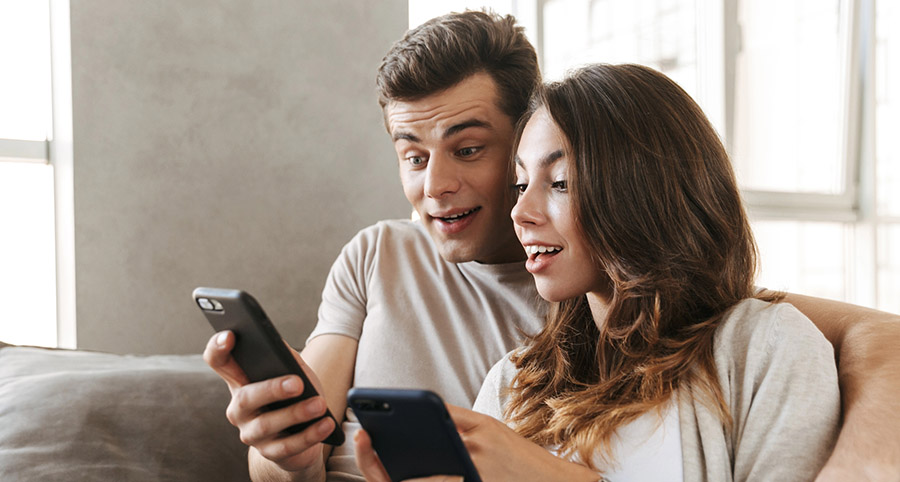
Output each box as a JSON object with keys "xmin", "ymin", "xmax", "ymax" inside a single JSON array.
[
  {"xmin": 778, "ymin": 292, "xmax": 900, "ymax": 480},
  {"xmin": 249, "ymin": 447, "xmax": 326, "ymax": 482},
  {"xmin": 817, "ymin": 318, "xmax": 900, "ymax": 481}
]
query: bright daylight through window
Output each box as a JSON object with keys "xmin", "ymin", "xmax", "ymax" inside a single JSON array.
[
  {"xmin": 0, "ymin": 1, "xmax": 57, "ymax": 347},
  {"xmin": 410, "ymin": 0, "xmax": 899, "ymax": 312}
]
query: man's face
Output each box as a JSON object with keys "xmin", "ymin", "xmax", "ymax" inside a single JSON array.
[{"xmin": 385, "ymin": 73, "xmax": 524, "ymax": 264}]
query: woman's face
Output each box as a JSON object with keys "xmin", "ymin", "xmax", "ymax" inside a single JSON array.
[{"xmin": 511, "ymin": 108, "xmax": 607, "ymax": 302}]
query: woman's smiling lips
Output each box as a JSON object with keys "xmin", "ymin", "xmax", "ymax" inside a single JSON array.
[
  {"xmin": 430, "ymin": 207, "xmax": 482, "ymax": 234},
  {"xmin": 521, "ymin": 243, "xmax": 564, "ymax": 273}
]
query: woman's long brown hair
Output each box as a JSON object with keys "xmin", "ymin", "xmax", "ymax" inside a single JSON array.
[{"xmin": 504, "ymin": 64, "xmax": 781, "ymax": 468}]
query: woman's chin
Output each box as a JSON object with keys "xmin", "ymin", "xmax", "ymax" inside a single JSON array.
[{"xmin": 536, "ymin": 284, "xmax": 579, "ymax": 303}]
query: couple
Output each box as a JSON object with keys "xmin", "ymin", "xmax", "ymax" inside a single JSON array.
[
  {"xmin": 204, "ymin": 10, "xmax": 900, "ymax": 482},
  {"xmin": 352, "ymin": 62, "xmax": 838, "ymax": 481}
]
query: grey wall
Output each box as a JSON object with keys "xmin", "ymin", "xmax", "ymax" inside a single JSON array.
[{"xmin": 71, "ymin": 1, "xmax": 409, "ymax": 354}]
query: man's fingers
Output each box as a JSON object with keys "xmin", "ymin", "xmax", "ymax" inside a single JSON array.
[
  {"xmin": 226, "ymin": 375, "xmax": 307, "ymax": 425},
  {"xmin": 354, "ymin": 429, "xmax": 392, "ymax": 482},
  {"xmin": 203, "ymin": 331, "xmax": 250, "ymax": 389},
  {"xmin": 255, "ymin": 417, "xmax": 335, "ymax": 464},
  {"xmin": 237, "ymin": 395, "xmax": 329, "ymax": 445}
]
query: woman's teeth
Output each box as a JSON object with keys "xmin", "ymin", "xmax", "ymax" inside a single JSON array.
[{"xmin": 526, "ymin": 245, "xmax": 562, "ymax": 255}]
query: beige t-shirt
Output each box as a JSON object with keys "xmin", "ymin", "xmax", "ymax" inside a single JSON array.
[{"xmin": 307, "ymin": 219, "xmax": 545, "ymax": 481}]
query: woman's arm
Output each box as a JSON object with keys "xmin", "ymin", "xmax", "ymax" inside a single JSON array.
[
  {"xmin": 778, "ymin": 293, "xmax": 900, "ymax": 481},
  {"xmin": 353, "ymin": 406, "xmax": 602, "ymax": 482}
]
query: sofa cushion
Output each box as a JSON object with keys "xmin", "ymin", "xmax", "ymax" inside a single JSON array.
[{"xmin": 0, "ymin": 343, "xmax": 250, "ymax": 481}]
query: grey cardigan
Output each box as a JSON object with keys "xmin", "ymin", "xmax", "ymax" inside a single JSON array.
[{"xmin": 474, "ymin": 298, "xmax": 841, "ymax": 481}]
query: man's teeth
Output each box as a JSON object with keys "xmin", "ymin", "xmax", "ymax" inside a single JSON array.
[
  {"xmin": 442, "ymin": 208, "xmax": 477, "ymax": 220},
  {"xmin": 526, "ymin": 245, "xmax": 562, "ymax": 255}
]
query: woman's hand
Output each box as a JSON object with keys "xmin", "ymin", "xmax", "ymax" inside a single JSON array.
[
  {"xmin": 448, "ymin": 405, "xmax": 600, "ymax": 482},
  {"xmin": 353, "ymin": 429, "xmax": 461, "ymax": 482},
  {"xmin": 353, "ymin": 403, "xmax": 600, "ymax": 482}
]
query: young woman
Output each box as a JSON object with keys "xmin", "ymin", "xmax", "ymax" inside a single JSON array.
[{"xmin": 355, "ymin": 63, "xmax": 840, "ymax": 481}]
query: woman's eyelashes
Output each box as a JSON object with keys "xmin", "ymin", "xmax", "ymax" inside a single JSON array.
[{"xmin": 513, "ymin": 179, "xmax": 568, "ymax": 195}]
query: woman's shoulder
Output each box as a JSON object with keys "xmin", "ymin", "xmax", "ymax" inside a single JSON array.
[
  {"xmin": 484, "ymin": 350, "xmax": 520, "ymax": 393},
  {"xmin": 698, "ymin": 300, "xmax": 841, "ymax": 481},
  {"xmin": 472, "ymin": 350, "xmax": 520, "ymax": 419},
  {"xmin": 713, "ymin": 297, "xmax": 835, "ymax": 375}
]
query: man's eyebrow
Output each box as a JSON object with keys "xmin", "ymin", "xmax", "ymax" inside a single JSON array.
[
  {"xmin": 392, "ymin": 132, "xmax": 420, "ymax": 143},
  {"xmin": 391, "ymin": 119, "xmax": 491, "ymax": 143},
  {"xmin": 515, "ymin": 149, "xmax": 565, "ymax": 168},
  {"xmin": 443, "ymin": 119, "xmax": 491, "ymax": 139}
]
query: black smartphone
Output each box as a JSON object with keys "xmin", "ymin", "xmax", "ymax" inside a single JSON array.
[
  {"xmin": 348, "ymin": 388, "xmax": 481, "ymax": 482},
  {"xmin": 193, "ymin": 287, "xmax": 344, "ymax": 446}
]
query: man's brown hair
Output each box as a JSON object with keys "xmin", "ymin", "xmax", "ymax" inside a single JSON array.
[{"xmin": 376, "ymin": 10, "xmax": 540, "ymax": 123}]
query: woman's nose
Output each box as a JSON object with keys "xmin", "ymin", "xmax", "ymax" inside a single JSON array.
[{"xmin": 511, "ymin": 187, "xmax": 544, "ymax": 226}]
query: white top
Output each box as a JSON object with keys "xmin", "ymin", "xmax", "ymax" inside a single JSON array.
[
  {"xmin": 474, "ymin": 355, "xmax": 683, "ymax": 481},
  {"xmin": 594, "ymin": 399, "xmax": 682, "ymax": 481}
]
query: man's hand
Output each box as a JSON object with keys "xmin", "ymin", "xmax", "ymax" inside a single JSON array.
[{"xmin": 203, "ymin": 331, "xmax": 334, "ymax": 474}]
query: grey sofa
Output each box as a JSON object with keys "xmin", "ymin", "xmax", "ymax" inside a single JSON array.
[{"xmin": 0, "ymin": 341, "xmax": 250, "ymax": 481}]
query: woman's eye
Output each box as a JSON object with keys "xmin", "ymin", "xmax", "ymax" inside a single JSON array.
[
  {"xmin": 513, "ymin": 183, "xmax": 527, "ymax": 194},
  {"xmin": 551, "ymin": 180, "xmax": 568, "ymax": 192}
]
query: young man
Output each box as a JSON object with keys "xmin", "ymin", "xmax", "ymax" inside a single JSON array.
[{"xmin": 204, "ymin": 11, "xmax": 900, "ymax": 482}]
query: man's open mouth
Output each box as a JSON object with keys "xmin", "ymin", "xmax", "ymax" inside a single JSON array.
[{"xmin": 436, "ymin": 207, "xmax": 481, "ymax": 223}]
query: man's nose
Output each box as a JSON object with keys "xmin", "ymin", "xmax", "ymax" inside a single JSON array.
[{"xmin": 424, "ymin": 155, "xmax": 461, "ymax": 198}]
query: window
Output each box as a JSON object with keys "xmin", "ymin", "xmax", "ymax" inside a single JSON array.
[
  {"xmin": 409, "ymin": 0, "xmax": 898, "ymax": 312},
  {"xmin": 874, "ymin": 0, "xmax": 900, "ymax": 313},
  {"xmin": 0, "ymin": 1, "xmax": 60, "ymax": 347},
  {"xmin": 732, "ymin": 0, "xmax": 848, "ymax": 196}
]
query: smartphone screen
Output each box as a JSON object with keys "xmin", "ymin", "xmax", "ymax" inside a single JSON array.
[
  {"xmin": 194, "ymin": 287, "xmax": 345, "ymax": 446},
  {"xmin": 348, "ymin": 388, "xmax": 481, "ymax": 481}
]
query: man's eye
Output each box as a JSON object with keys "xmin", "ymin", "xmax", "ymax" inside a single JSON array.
[
  {"xmin": 457, "ymin": 146, "xmax": 480, "ymax": 157},
  {"xmin": 552, "ymin": 180, "xmax": 568, "ymax": 192},
  {"xmin": 408, "ymin": 156, "xmax": 427, "ymax": 167}
]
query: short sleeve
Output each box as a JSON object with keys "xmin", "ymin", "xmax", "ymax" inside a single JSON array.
[{"xmin": 306, "ymin": 225, "xmax": 379, "ymax": 344}]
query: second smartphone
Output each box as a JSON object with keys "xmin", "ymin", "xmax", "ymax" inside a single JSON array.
[{"xmin": 348, "ymin": 388, "xmax": 481, "ymax": 482}]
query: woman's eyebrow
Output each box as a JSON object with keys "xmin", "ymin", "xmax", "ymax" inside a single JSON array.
[{"xmin": 515, "ymin": 149, "xmax": 565, "ymax": 168}]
